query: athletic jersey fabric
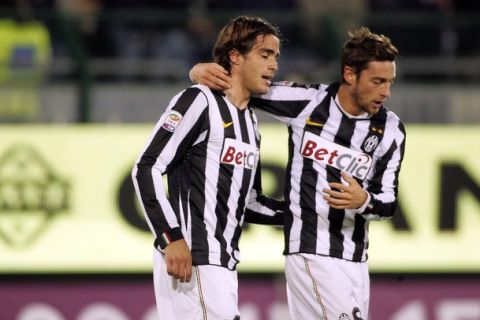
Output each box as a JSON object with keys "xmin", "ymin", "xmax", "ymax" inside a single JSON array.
[
  {"xmin": 251, "ymin": 81, "xmax": 406, "ymax": 262},
  {"xmin": 133, "ymin": 84, "xmax": 283, "ymax": 270}
]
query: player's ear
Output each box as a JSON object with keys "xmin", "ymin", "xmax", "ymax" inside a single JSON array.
[
  {"xmin": 229, "ymin": 49, "xmax": 241, "ymax": 66},
  {"xmin": 343, "ymin": 66, "xmax": 356, "ymax": 85}
]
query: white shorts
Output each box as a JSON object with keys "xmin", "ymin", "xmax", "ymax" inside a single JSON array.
[
  {"xmin": 153, "ymin": 249, "xmax": 240, "ymax": 320},
  {"xmin": 285, "ymin": 253, "xmax": 369, "ymax": 320}
]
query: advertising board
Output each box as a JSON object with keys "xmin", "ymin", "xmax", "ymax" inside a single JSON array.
[{"xmin": 0, "ymin": 125, "xmax": 478, "ymax": 273}]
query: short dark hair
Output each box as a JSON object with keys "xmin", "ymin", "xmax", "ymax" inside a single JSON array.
[
  {"xmin": 212, "ymin": 15, "xmax": 282, "ymax": 72},
  {"xmin": 341, "ymin": 27, "xmax": 399, "ymax": 81}
]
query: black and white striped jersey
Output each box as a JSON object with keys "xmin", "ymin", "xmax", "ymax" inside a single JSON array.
[
  {"xmin": 251, "ymin": 82, "xmax": 406, "ymax": 262},
  {"xmin": 132, "ymin": 84, "xmax": 283, "ymax": 270}
]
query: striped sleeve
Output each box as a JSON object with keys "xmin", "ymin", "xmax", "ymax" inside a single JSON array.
[
  {"xmin": 244, "ymin": 158, "xmax": 284, "ymax": 225},
  {"xmin": 132, "ymin": 87, "xmax": 208, "ymax": 248},
  {"xmin": 361, "ymin": 119, "xmax": 406, "ymax": 221},
  {"xmin": 250, "ymin": 82, "xmax": 323, "ymax": 124}
]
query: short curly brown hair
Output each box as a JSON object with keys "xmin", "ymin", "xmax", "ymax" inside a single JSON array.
[{"xmin": 341, "ymin": 27, "xmax": 399, "ymax": 81}]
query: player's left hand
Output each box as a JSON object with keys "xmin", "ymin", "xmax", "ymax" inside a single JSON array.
[{"xmin": 323, "ymin": 172, "xmax": 368, "ymax": 209}]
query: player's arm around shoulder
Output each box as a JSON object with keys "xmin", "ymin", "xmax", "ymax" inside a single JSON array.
[{"xmin": 189, "ymin": 61, "xmax": 321, "ymax": 123}]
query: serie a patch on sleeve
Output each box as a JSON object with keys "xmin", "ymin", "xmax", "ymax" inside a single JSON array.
[{"xmin": 162, "ymin": 110, "xmax": 183, "ymax": 132}]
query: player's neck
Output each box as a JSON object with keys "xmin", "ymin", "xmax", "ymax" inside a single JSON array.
[
  {"xmin": 337, "ymin": 83, "xmax": 362, "ymax": 116},
  {"xmin": 224, "ymin": 76, "xmax": 249, "ymax": 110}
]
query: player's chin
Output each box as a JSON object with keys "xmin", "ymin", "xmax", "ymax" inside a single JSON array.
[
  {"xmin": 367, "ymin": 105, "xmax": 381, "ymax": 115},
  {"xmin": 254, "ymin": 85, "xmax": 269, "ymax": 95}
]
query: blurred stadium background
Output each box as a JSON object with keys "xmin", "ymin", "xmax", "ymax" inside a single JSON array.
[{"xmin": 0, "ymin": 0, "xmax": 479, "ymax": 319}]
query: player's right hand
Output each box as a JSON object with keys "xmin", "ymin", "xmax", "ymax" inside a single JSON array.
[
  {"xmin": 164, "ymin": 239, "xmax": 193, "ymax": 283},
  {"xmin": 190, "ymin": 62, "xmax": 232, "ymax": 90}
]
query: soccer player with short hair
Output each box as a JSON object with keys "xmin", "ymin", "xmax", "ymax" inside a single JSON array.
[
  {"xmin": 132, "ymin": 15, "xmax": 284, "ymax": 319},
  {"xmin": 190, "ymin": 27, "xmax": 406, "ymax": 320}
]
